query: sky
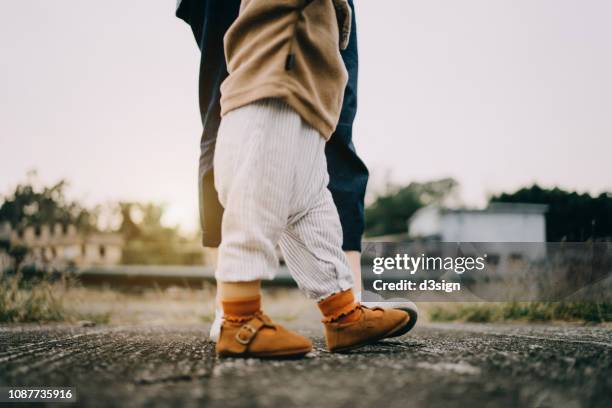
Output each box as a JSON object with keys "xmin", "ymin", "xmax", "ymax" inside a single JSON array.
[{"xmin": 1, "ymin": 0, "xmax": 611, "ymax": 232}]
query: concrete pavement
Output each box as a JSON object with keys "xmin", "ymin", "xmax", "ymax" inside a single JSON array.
[{"xmin": 1, "ymin": 321, "xmax": 610, "ymax": 407}]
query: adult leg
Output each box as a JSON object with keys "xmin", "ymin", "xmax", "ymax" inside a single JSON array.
[
  {"xmin": 180, "ymin": 1, "xmax": 240, "ymax": 340},
  {"xmin": 325, "ymin": 0, "xmax": 368, "ymax": 295}
]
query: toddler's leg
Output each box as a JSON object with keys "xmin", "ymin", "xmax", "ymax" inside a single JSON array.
[
  {"xmin": 279, "ymin": 187, "xmax": 353, "ymax": 300},
  {"xmin": 212, "ymin": 99, "xmax": 315, "ymax": 358},
  {"xmin": 214, "ymin": 100, "xmax": 296, "ymax": 281},
  {"xmin": 278, "ymin": 154, "xmax": 412, "ymax": 352},
  {"xmin": 273, "ymin": 115, "xmax": 413, "ymax": 352}
]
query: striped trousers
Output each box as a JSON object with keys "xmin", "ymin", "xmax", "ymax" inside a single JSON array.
[{"xmin": 214, "ymin": 98, "xmax": 353, "ymax": 299}]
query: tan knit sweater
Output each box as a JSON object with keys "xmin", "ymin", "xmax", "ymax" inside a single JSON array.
[{"xmin": 220, "ymin": 0, "xmax": 351, "ymax": 140}]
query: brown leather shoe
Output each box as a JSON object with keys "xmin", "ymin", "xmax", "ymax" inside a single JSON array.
[
  {"xmin": 323, "ymin": 306, "xmax": 410, "ymax": 352},
  {"xmin": 216, "ymin": 312, "xmax": 312, "ymax": 358}
]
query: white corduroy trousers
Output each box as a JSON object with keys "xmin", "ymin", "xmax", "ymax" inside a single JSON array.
[{"xmin": 214, "ymin": 98, "xmax": 353, "ymax": 299}]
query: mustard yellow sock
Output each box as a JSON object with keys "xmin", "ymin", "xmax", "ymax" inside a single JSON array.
[
  {"xmin": 318, "ymin": 289, "xmax": 362, "ymax": 323},
  {"xmin": 221, "ymin": 295, "xmax": 261, "ymax": 321}
]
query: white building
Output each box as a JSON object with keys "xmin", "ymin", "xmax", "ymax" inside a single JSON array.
[
  {"xmin": 0, "ymin": 222, "xmax": 123, "ymax": 271},
  {"xmin": 406, "ymin": 203, "xmax": 549, "ymax": 291},
  {"xmin": 408, "ymin": 203, "xmax": 548, "ymax": 242}
]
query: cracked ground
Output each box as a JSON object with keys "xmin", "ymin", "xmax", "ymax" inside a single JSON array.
[{"xmin": 1, "ymin": 318, "xmax": 610, "ymax": 408}]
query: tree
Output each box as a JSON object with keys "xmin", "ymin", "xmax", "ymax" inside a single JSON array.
[
  {"xmin": 117, "ymin": 202, "xmax": 201, "ymax": 265},
  {"xmin": 118, "ymin": 202, "xmax": 141, "ymax": 241},
  {"xmin": 118, "ymin": 202, "xmax": 177, "ymax": 242},
  {"xmin": 365, "ymin": 178, "xmax": 458, "ymax": 237},
  {"xmin": 0, "ymin": 175, "xmax": 96, "ymax": 232},
  {"xmin": 490, "ymin": 184, "xmax": 612, "ymax": 241}
]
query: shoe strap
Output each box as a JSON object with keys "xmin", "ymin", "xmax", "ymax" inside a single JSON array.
[{"xmin": 234, "ymin": 313, "xmax": 274, "ymax": 350}]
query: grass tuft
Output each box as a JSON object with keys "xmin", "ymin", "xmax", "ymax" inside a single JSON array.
[
  {"xmin": 429, "ymin": 302, "xmax": 612, "ymax": 323},
  {"xmin": 0, "ymin": 273, "xmax": 110, "ymax": 324}
]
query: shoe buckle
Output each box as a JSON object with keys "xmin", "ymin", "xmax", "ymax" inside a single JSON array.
[{"xmin": 235, "ymin": 324, "xmax": 258, "ymax": 345}]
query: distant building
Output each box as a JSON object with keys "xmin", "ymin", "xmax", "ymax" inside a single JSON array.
[
  {"xmin": 407, "ymin": 203, "xmax": 549, "ymax": 269},
  {"xmin": 408, "ymin": 203, "xmax": 548, "ymax": 242},
  {"xmin": 0, "ymin": 222, "xmax": 123, "ymax": 271}
]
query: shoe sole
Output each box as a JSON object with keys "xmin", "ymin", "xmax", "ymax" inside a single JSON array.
[
  {"xmin": 384, "ymin": 307, "xmax": 418, "ymax": 339},
  {"xmin": 330, "ymin": 313, "xmax": 412, "ymax": 353},
  {"xmin": 217, "ymin": 346, "xmax": 312, "ymax": 359}
]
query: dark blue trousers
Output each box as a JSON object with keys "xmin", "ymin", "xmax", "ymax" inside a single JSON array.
[{"xmin": 177, "ymin": 0, "xmax": 368, "ymax": 251}]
